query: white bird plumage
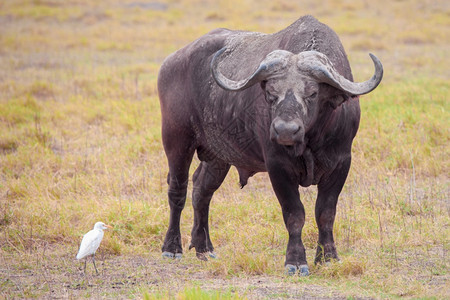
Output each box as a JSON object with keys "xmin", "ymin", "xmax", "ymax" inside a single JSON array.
[{"xmin": 76, "ymin": 221, "xmax": 112, "ymax": 274}]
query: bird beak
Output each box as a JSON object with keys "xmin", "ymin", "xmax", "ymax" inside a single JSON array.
[{"xmin": 105, "ymin": 224, "xmax": 113, "ymax": 229}]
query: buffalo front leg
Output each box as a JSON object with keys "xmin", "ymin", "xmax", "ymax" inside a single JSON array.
[
  {"xmin": 161, "ymin": 146, "xmax": 195, "ymax": 259},
  {"xmin": 189, "ymin": 160, "xmax": 230, "ymax": 260},
  {"xmin": 314, "ymin": 157, "xmax": 351, "ymax": 264},
  {"xmin": 268, "ymin": 165, "xmax": 309, "ymax": 276}
]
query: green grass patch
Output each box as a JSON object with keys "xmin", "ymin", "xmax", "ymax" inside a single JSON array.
[{"xmin": 144, "ymin": 286, "xmax": 243, "ymax": 300}]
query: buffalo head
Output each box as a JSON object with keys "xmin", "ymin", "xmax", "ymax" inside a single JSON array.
[{"xmin": 211, "ymin": 48, "xmax": 383, "ymax": 154}]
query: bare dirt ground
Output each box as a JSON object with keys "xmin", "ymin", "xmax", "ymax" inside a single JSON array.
[{"xmin": 1, "ymin": 251, "xmax": 354, "ymax": 299}]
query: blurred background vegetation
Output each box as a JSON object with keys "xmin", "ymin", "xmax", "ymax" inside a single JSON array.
[{"xmin": 0, "ymin": 0, "xmax": 448, "ymax": 298}]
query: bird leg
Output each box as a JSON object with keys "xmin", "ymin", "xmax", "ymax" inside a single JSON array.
[
  {"xmin": 83, "ymin": 259, "xmax": 87, "ymax": 275},
  {"xmin": 92, "ymin": 254, "xmax": 99, "ymax": 275}
]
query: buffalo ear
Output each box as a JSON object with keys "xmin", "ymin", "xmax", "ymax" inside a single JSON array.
[
  {"xmin": 319, "ymin": 84, "xmax": 351, "ymax": 109},
  {"xmin": 328, "ymin": 94, "xmax": 351, "ymax": 109}
]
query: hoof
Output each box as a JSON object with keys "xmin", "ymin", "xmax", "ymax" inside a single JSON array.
[
  {"xmin": 162, "ymin": 252, "xmax": 182, "ymax": 259},
  {"xmin": 196, "ymin": 251, "xmax": 217, "ymax": 261},
  {"xmin": 299, "ymin": 264, "xmax": 310, "ymax": 276},
  {"xmin": 285, "ymin": 264, "xmax": 297, "ymax": 276},
  {"xmin": 285, "ymin": 264, "xmax": 310, "ymax": 276},
  {"xmin": 162, "ymin": 251, "xmax": 173, "ymax": 259}
]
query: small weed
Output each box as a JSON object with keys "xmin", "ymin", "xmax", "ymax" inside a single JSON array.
[
  {"xmin": 0, "ymin": 138, "xmax": 18, "ymax": 154},
  {"xmin": 315, "ymin": 258, "xmax": 366, "ymax": 278}
]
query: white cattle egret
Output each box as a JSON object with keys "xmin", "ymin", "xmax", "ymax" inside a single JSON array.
[{"xmin": 76, "ymin": 221, "xmax": 112, "ymax": 274}]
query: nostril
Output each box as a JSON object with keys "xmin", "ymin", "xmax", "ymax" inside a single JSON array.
[
  {"xmin": 273, "ymin": 119, "xmax": 284, "ymax": 134},
  {"xmin": 286, "ymin": 121, "xmax": 301, "ymax": 135},
  {"xmin": 271, "ymin": 119, "xmax": 303, "ymax": 144},
  {"xmin": 292, "ymin": 124, "xmax": 301, "ymax": 135},
  {"xmin": 274, "ymin": 120, "xmax": 302, "ymax": 132}
]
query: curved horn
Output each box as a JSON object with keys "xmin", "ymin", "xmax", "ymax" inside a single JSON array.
[
  {"xmin": 297, "ymin": 51, "xmax": 383, "ymax": 95},
  {"xmin": 211, "ymin": 48, "xmax": 290, "ymax": 91}
]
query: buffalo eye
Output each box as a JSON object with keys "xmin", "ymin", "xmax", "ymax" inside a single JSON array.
[
  {"xmin": 266, "ymin": 91, "xmax": 278, "ymax": 104},
  {"xmin": 308, "ymin": 92, "xmax": 318, "ymax": 99},
  {"xmin": 305, "ymin": 92, "xmax": 318, "ymax": 102}
]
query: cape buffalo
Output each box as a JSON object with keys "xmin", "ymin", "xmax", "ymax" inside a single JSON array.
[{"xmin": 157, "ymin": 15, "xmax": 383, "ymax": 276}]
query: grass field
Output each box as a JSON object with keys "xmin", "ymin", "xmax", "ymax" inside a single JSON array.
[{"xmin": 0, "ymin": 0, "xmax": 449, "ymax": 298}]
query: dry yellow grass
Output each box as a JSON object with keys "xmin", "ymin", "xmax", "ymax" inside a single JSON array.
[{"xmin": 0, "ymin": 0, "xmax": 449, "ymax": 298}]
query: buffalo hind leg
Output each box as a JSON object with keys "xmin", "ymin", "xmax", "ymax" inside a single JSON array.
[
  {"xmin": 189, "ymin": 160, "xmax": 230, "ymax": 260},
  {"xmin": 161, "ymin": 141, "xmax": 195, "ymax": 259},
  {"xmin": 314, "ymin": 157, "xmax": 351, "ymax": 264}
]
